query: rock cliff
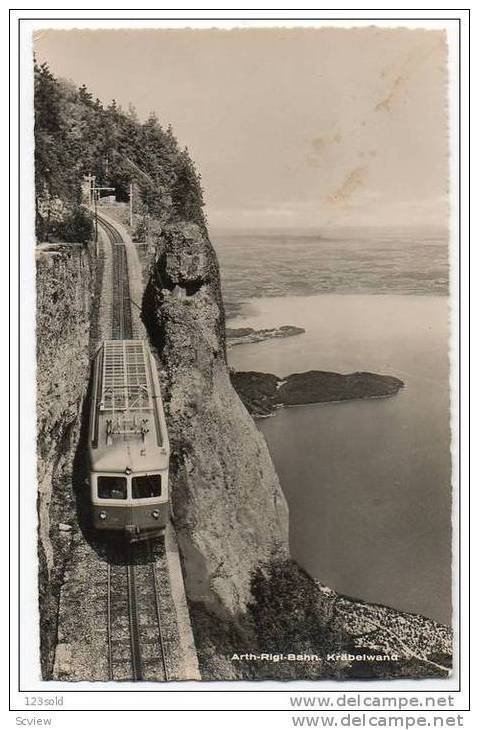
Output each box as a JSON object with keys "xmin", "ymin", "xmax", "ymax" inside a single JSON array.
[
  {"xmin": 142, "ymin": 222, "xmax": 289, "ymax": 616},
  {"xmin": 36, "ymin": 244, "xmax": 95, "ymax": 676}
]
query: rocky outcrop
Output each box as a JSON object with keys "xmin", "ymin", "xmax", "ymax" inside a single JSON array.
[
  {"xmin": 36, "ymin": 244, "xmax": 94, "ymax": 677},
  {"xmin": 143, "ymin": 222, "xmax": 289, "ymax": 616}
]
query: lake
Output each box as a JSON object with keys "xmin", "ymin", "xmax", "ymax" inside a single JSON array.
[
  {"xmin": 211, "ymin": 229, "xmax": 452, "ymax": 625},
  {"xmin": 227, "ymin": 294, "xmax": 451, "ymax": 625},
  {"xmin": 213, "ymin": 227, "xmax": 449, "ymax": 317}
]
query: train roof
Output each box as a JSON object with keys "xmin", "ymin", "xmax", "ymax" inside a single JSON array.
[
  {"xmin": 101, "ymin": 340, "xmax": 152, "ymax": 413},
  {"xmin": 89, "ymin": 339, "xmax": 169, "ymax": 473}
]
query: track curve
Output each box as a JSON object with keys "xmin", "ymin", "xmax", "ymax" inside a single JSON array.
[{"xmin": 97, "ymin": 212, "xmax": 170, "ymax": 682}]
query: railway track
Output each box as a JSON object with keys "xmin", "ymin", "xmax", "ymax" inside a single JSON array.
[
  {"xmin": 98, "ymin": 215, "xmax": 133, "ymax": 340},
  {"xmin": 106, "ymin": 541, "xmax": 170, "ymax": 682},
  {"xmin": 98, "ymin": 213, "xmax": 172, "ymax": 682}
]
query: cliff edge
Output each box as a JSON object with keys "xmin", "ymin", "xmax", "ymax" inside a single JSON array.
[
  {"xmin": 36, "ymin": 244, "xmax": 94, "ymax": 676},
  {"xmin": 143, "ymin": 222, "xmax": 289, "ymax": 617}
]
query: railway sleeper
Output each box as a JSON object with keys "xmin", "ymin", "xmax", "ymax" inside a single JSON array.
[
  {"xmin": 138, "ymin": 638, "xmax": 165, "ymax": 646},
  {"xmin": 141, "ymin": 657, "xmax": 167, "ymax": 666},
  {"xmin": 111, "ymin": 658, "xmax": 136, "ymax": 665}
]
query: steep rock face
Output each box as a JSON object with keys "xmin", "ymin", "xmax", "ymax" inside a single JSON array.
[
  {"xmin": 36, "ymin": 244, "xmax": 93, "ymax": 676},
  {"xmin": 143, "ymin": 222, "xmax": 289, "ymax": 615}
]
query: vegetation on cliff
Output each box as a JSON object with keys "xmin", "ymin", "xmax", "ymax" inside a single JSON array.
[
  {"xmin": 191, "ymin": 558, "xmax": 452, "ymax": 680},
  {"xmin": 34, "ymin": 62, "xmax": 205, "ymax": 242}
]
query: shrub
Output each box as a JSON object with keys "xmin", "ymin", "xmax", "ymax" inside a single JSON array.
[
  {"xmin": 249, "ymin": 559, "xmax": 341, "ymax": 654},
  {"xmin": 55, "ymin": 206, "xmax": 94, "ymax": 243}
]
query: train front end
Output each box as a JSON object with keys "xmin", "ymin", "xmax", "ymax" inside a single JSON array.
[
  {"xmin": 88, "ymin": 340, "xmax": 170, "ymax": 542},
  {"xmin": 91, "ymin": 469, "xmax": 169, "ymax": 541}
]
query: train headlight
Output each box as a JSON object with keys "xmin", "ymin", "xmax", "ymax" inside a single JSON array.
[
  {"xmin": 151, "ymin": 509, "xmax": 160, "ymax": 520},
  {"xmin": 99, "ymin": 510, "xmax": 107, "ymax": 520}
]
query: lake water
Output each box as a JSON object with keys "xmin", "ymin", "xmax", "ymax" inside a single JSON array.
[
  {"xmin": 213, "ymin": 227, "xmax": 449, "ymax": 317},
  {"xmin": 212, "ymin": 230, "xmax": 452, "ymax": 625}
]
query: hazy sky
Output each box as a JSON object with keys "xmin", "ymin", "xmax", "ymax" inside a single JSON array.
[{"xmin": 34, "ymin": 27, "xmax": 449, "ymax": 231}]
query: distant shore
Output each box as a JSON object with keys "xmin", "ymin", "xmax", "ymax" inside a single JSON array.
[{"xmin": 226, "ymin": 324, "xmax": 305, "ymax": 347}]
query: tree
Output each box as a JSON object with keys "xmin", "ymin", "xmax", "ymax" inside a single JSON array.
[
  {"xmin": 171, "ymin": 148, "xmax": 206, "ymax": 227},
  {"xmin": 34, "ymin": 63, "xmax": 206, "ymax": 241},
  {"xmin": 34, "ymin": 62, "xmax": 80, "ymax": 238}
]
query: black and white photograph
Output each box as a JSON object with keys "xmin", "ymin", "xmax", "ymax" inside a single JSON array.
[{"xmin": 13, "ymin": 13, "xmax": 465, "ymax": 698}]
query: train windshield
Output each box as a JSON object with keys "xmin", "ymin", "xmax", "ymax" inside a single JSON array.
[
  {"xmin": 97, "ymin": 476, "xmax": 127, "ymax": 500},
  {"xmin": 132, "ymin": 475, "xmax": 161, "ymax": 499}
]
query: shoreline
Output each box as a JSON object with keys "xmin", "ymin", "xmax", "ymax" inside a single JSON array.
[
  {"xmin": 225, "ymin": 290, "xmax": 450, "ymax": 323},
  {"xmin": 226, "ymin": 324, "xmax": 305, "ymax": 348},
  {"xmin": 253, "ymin": 389, "xmax": 407, "ymax": 418}
]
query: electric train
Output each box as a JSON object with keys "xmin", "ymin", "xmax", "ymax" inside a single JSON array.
[{"xmin": 87, "ymin": 339, "xmax": 170, "ymax": 542}]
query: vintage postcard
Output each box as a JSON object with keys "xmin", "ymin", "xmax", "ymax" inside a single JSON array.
[{"xmin": 11, "ymin": 12, "xmax": 469, "ymax": 712}]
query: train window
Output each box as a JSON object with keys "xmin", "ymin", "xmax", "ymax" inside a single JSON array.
[
  {"xmin": 97, "ymin": 476, "xmax": 127, "ymax": 500},
  {"xmin": 132, "ymin": 475, "xmax": 161, "ymax": 499}
]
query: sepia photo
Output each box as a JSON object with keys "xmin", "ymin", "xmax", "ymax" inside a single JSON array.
[{"xmin": 32, "ymin": 25, "xmax": 454, "ymax": 683}]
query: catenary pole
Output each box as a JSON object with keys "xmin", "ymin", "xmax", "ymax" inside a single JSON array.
[
  {"xmin": 94, "ymin": 189, "xmax": 98, "ymax": 256},
  {"xmin": 129, "ymin": 182, "xmax": 133, "ymax": 228}
]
